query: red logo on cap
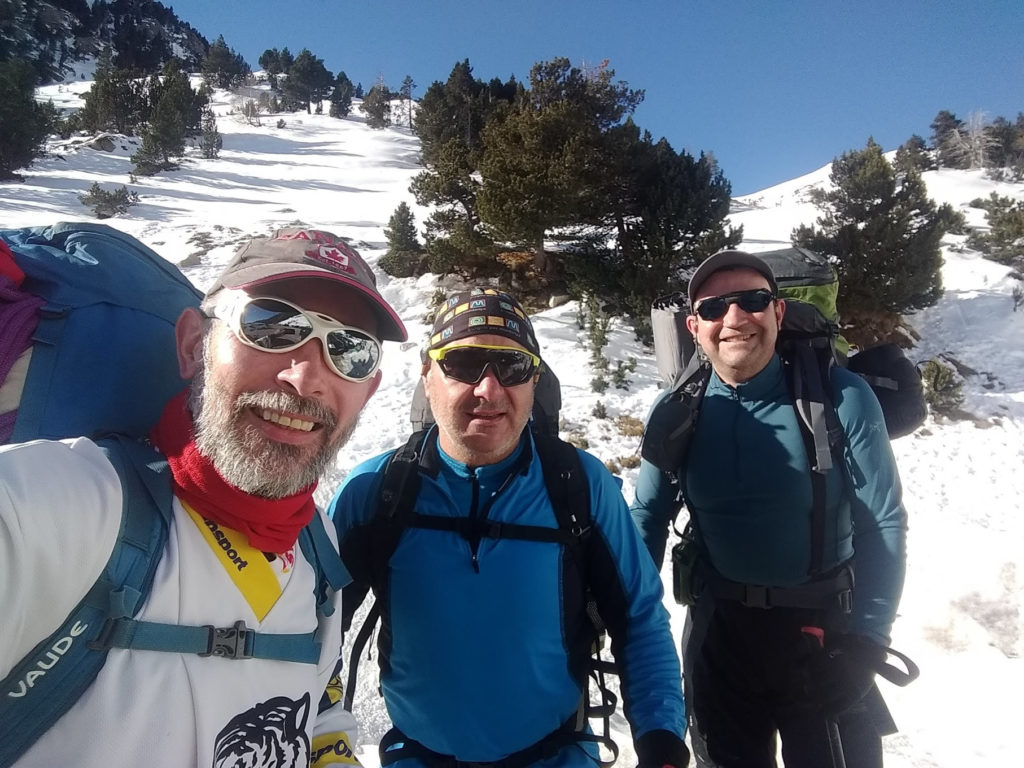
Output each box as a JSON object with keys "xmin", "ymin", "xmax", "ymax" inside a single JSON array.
[
  {"xmin": 279, "ymin": 230, "xmax": 339, "ymax": 245},
  {"xmin": 306, "ymin": 245, "xmax": 355, "ymax": 274}
]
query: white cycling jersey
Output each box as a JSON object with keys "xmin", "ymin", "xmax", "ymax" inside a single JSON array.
[{"xmin": 0, "ymin": 437, "xmax": 359, "ymax": 767}]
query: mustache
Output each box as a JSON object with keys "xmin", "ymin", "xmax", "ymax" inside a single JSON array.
[{"xmin": 235, "ymin": 390, "xmax": 338, "ymax": 431}]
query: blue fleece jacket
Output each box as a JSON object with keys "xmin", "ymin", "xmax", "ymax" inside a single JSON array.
[
  {"xmin": 329, "ymin": 430, "xmax": 685, "ymax": 765},
  {"xmin": 631, "ymin": 355, "xmax": 906, "ymax": 644}
]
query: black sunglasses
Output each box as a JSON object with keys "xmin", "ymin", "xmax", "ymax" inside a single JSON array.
[
  {"xmin": 694, "ymin": 289, "xmax": 776, "ymax": 321},
  {"xmin": 428, "ymin": 344, "xmax": 540, "ymax": 387}
]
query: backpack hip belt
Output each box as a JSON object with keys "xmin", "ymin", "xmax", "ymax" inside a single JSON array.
[
  {"xmin": 378, "ymin": 715, "xmax": 607, "ymax": 768},
  {"xmin": 699, "ymin": 563, "xmax": 853, "ymax": 612}
]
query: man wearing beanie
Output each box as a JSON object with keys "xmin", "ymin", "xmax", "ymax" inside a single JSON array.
[
  {"xmin": 631, "ymin": 250, "xmax": 907, "ymax": 767},
  {"xmin": 1, "ymin": 228, "xmax": 404, "ymax": 766},
  {"xmin": 329, "ymin": 288, "xmax": 690, "ymax": 768}
]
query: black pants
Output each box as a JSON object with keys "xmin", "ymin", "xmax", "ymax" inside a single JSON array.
[{"xmin": 684, "ymin": 598, "xmax": 883, "ymax": 768}]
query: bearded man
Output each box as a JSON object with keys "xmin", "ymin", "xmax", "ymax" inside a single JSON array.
[{"xmin": 0, "ymin": 229, "xmax": 405, "ymax": 767}]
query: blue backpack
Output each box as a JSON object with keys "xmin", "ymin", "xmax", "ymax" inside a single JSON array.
[
  {"xmin": 0, "ymin": 221, "xmax": 199, "ymax": 443},
  {"xmin": 0, "ymin": 223, "xmax": 349, "ymax": 766}
]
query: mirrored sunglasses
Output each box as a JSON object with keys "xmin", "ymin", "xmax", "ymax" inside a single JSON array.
[
  {"xmin": 427, "ymin": 344, "xmax": 540, "ymax": 387},
  {"xmin": 211, "ymin": 295, "xmax": 382, "ymax": 382},
  {"xmin": 694, "ymin": 289, "xmax": 776, "ymax": 321}
]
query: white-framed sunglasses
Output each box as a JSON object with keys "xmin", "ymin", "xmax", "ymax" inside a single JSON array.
[{"xmin": 208, "ymin": 292, "xmax": 382, "ymax": 382}]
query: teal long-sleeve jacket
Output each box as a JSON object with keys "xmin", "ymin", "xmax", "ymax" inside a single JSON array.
[{"xmin": 631, "ymin": 354, "xmax": 907, "ymax": 644}]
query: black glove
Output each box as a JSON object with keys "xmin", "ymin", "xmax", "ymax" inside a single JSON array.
[
  {"xmin": 802, "ymin": 633, "xmax": 886, "ymax": 716},
  {"xmin": 635, "ymin": 728, "xmax": 690, "ymax": 768}
]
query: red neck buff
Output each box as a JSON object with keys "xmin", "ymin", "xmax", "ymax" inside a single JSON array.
[{"xmin": 150, "ymin": 390, "xmax": 316, "ymax": 553}]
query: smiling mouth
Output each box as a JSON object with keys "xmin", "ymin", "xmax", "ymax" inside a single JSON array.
[
  {"xmin": 259, "ymin": 409, "xmax": 317, "ymax": 432},
  {"xmin": 469, "ymin": 412, "xmax": 503, "ymax": 421},
  {"xmin": 722, "ymin": 333, "xmax": 756, "ymax": 343}
]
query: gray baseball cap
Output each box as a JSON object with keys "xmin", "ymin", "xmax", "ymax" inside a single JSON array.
[
  {"xmin": 204, "ymin": 228, "xmax": 407, "ymax": 342},
  {"xmin": 687, "ymin": 249, "xmax": 779, "ymax": 308}
]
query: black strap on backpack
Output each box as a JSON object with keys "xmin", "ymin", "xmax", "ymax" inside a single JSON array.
[
  {"xmin": 643, "ymin": 301, "xmax": 851, "ymax": 584},
  {"xmin": 638, "ymin": 352, "xmax": 711, "ymax": 478},
  {"xmin": 342, "ymin": 429, "xmax": 618, "ymax": 763},
  {"xmin": 782, "ymin": 342, "xmax": 847, "ymax": 577}
]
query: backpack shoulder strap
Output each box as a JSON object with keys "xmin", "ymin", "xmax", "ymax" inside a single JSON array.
[
  {"xmin": 369, "ymin": 428, "xmax": 430, "ymax": 585},
  {"xmin": 781, "ymin": 346, "xmax": 847, "ymax": 577},
  {"xmin": 298, "ymin": 512, "xmax": 351, "ymax": 619},
  {"xmin": 531, "ymin": 432, "xmax": 595, "ymax": 634},
  {"xmin": 0, "ymin": 436, "xmax": 170, "ymax": 768},
  {"xmin": 532, "ymin": 433, "xmax": 591, "ymax": 537},
  {"xmin": 639, "ymin": 353, "xmax": 712, "ymax": 480},
  {"xmin": 87, "ymin": 437, "xmax": 324, "ymax": 665},
  {"xmin": 532, "ymin": 433, "xmax": 620, "ymax": 756},
  {"xmin": 341, "ymin": 429, "xmax": 430, "ymax": 708}
]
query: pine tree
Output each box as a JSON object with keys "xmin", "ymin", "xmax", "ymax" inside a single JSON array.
[
  {"xmin": 407, "ymin": 60, "xmax": 521, "ymax": 276},
  {"xmin": 563, "ymin": 123, "xmax": 739, "ymax": 336},
  {"xmin": 202, "ymin": 35, "xmax": 250, "ymax": 90},
  {"xmin": 258, "ymin": 47, "xmax": 293, "ymax": 89},
  {"xmin": 78, "ymin": 48, "xmax": 149, "ymax": 135},
  {"xmin": 380, "ymin": 202, "xmax": 425, "ymax": 277},
  {"xmin": 399, "ymin": 74, "xmax": 416, "ymax": 129},
  {"xmin": 199, "ymin": 106, "xmax": 222, "ymax": 159},
  {"xmin": 151, "ymin": 60, "xmax": 203, "ymax": 133},
  {"xmin": 110, "ymin": 3, "xmax": 169, "ymax": 74},
  {"xmin": 132, "ymin": 64, "xmax": 192, "ymax": 176},
  {"xmin": 476, "ymin": 57, "xmax": 643, "ymax": 275},
  {"xmin": 792, "ymin": 138, "xmax": 956, "ymax": 344},
  {"xmin": 414, "ymin": 60, "xmax": 517, "ymax": 167},
  {"xmin": 930, "ymin": 110, "xmax": 967, "ymax": 169},
  {"xmin": 132, "ymin": 94, "xmax": 184, "ymax": 175},
  {"xmin": 329, "ymin": 71, "xmax": 354, "ymax": 118},
  {"xmin": 984, "ymin": 116, "xmax": 1021, "ymax": 170},
  {"xmin": 385, "ymin": 202, "xmax": 421, "ymax": 252},
  {"xmin": 282, "ymin": 49, "xmax": 333, "ymax": 113},
  {"xmin": 241, "ymin": 99, "xmax": 261, "ymax": 127},
  {"xmin": 360, "ymin": 83, "xmax": 392, "ymax": 129},
  {"xmin": 894, "ymin": 135, "xmax": 933, "ymax": 174},
  {"xmin": 0, "ymin": 59, "xmax": 55, "ymax": 180},
  {"xmin": 966, "ymin": 193, "xmax": 1024, "ymax": 270}
]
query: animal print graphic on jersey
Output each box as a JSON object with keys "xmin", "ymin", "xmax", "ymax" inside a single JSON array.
[{"xmin": 212, "ymin": 693, "xmax": 311, "ymax": 767}]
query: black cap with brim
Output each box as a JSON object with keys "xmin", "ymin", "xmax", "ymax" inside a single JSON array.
[{"xmin": 687, "ymin": 249, "xmax": 779, "ymax": 308}]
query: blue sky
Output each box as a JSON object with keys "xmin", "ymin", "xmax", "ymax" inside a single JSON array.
[{"xmin": 168, "ymin": 0, "xmax": 1023, "ymax": 196}]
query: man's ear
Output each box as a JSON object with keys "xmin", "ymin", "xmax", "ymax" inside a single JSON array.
[
  {"xmin": 685, "ymin": 313, "xmax": 699, "ymax": 337},
  {"xmin": 775, "ymin": 297, "xmax": 786, "ymax": 328},
  {"xmin": 175, "ymin": 306, "xmax": 206, "ymax": 379}
]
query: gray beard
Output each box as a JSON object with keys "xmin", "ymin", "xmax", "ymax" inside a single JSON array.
[{"xmin": 188, "ymin": 347, "xmax": 357, "ymax": 499}]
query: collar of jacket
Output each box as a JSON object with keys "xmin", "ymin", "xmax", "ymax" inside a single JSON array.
[
  {"xmin": 417, "ymin": 425, "xmax": 534, "ymax": 482},
  {"xmin": 709, "ymin": 352, "xmax": 785, "ymax": 401}
]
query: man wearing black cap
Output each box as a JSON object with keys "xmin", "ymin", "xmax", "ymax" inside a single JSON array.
[
  {"xmin": 631, "ymin": 251, "xmax": 907, "ymax": 767},
  {"xmin": 329, "ymin": 288, "xmax": 690, "ymax": 768},
  {"xmin": 0, "ymin": 229, "xmax": 405, "ymax": 766}
]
